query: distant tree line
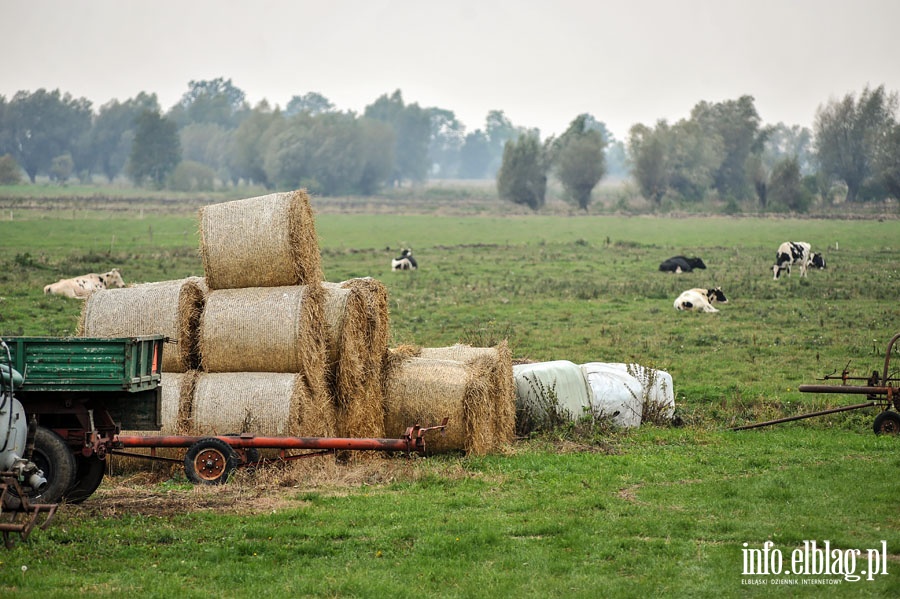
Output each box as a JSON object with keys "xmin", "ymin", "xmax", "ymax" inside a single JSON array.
[
  {"xmin": 0, "ymin": 79, "xmax": 897, "ymax": 212},
  {"xmin": 0, "ymin": 78, "xmax": 628, "ymax": 195}
]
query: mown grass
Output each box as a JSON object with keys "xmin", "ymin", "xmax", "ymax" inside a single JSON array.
[{"xmin": 0, "ymin": 202, "xmax": 899, "ymax": 596}]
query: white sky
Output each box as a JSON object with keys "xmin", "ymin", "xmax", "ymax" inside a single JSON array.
[{"xmin": 2, "ymin": 0, "xmax": 898, "ymax": 141}]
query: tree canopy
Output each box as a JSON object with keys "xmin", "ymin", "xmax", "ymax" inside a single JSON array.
[
  {"xmin": 550, "ymin": 114, "xmax": 607, "ymax": 210},
  {"xmin": 127, "ymin": 110, "xmax": 181, "ymax": 188},
  {"xmin": 814, "ymin": 85, "xmax": 898, "ymax": 202},
  {"xmin": 0, "ymin": 89, "xmax": 92, "ymax": 182},
  {"xmin": 496, "ymin": 134, "xmax": 548, "ymax": 210}
]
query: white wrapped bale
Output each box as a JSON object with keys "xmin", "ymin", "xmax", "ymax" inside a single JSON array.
[
  {"xmin": 512, "ymin": 360, "xmax": 593, "ymax": 433},
  {"xmin": 581, "ymin": 363, "xmax": 675, "ymax": 426},
  {"xmin": 579, "ymin": 364, "xmax": 644, "ymax": 428}
]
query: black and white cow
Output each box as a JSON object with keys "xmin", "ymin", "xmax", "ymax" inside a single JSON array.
[
  {"xmin": 391, "ymin": 248, "xmax": 418, "ymax": 271},
  {"xmin": 674, "ymin": 287, "xmax": 728, "ymax": 313},
  {"xmin": 772, "ymin": 241, "xmax": 826, "ymax": 279},
  {"xmin": 659, "ymin": 256, "xmax": 707, "ymax": 273}
]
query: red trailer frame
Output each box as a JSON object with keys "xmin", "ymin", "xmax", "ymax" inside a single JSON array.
[{"xmin": 109, "ymin": 418, "xmax": 450, "ymax": 484}]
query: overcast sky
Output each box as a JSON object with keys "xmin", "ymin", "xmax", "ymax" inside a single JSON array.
[{"xmin": 3, "ymin": 0, "xmax": 898, "ymax": 141}]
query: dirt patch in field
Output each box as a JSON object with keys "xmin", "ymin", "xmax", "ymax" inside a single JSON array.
[{"xmin": 66, "ymin": 454, "xmax": 484, "ymax": 518}]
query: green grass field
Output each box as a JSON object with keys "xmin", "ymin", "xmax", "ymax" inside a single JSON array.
[{"xmin": 0, "ymin": 197, "xmax": 898, "ymax": 597}]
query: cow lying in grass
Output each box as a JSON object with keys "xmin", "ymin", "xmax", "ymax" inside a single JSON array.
[
  {"xmin": 772, "ymin": 241, "xmax": 826, "ymax": 279},
  {"xmin": 44, "ymin": 269, "xmax": 125, "ymax": 298},
  {"xmin": 659, "ymin": 255, "xmax": 706, "ymax": 273},
  {"xmin": 674, "ymin": 287, "xmax": 728, "ymax": 313},
  {"xmin": 391, "ymin": 248, "xmax": 418, "ymax": 271}
]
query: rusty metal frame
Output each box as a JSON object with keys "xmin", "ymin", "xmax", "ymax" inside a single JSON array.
[
  {"xmin": 0, "ymin": 473, "xmax": 58, "ymax": 549},
  {"xmin": 732, "ymin": 332, "xmax": 900, "ymax": 431}
]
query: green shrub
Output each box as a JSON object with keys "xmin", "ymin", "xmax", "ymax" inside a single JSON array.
[{"xmin": 0, "ymin": 154, "xmax": 22, "ymax": 185}]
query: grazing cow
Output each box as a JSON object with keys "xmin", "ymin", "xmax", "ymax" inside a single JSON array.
[
  {"xmin": 43, "ymin": 269, "xmax": 125, "ymax": 298},
  {"xmin": 772, "ymin": 242, "xmax": 826, "ymax": 280},
  {"xmin": 659, "ymin": 256, "xmax": 706, "ymax": 273},
  {"xmin": 391, "ymin": 248, "xmax": 418, "ymax": 271},
  {"xmin": 674, "ymin": 287, "xmax": 728, "ymax": 313}
]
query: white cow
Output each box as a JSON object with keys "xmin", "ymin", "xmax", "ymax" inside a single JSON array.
[
  {"xmin": 674, "ymin": 287, "xmax": 728, "ymax": 313},
  {"xmin": 44, "ymin": 269, "xmax": 125, "ymax": 298}
]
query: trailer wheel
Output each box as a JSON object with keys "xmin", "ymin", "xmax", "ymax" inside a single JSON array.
[
  {"xmin": 3, "ymin": 426, "xmax": 76, "ymax": 509},
  {"xmin": 873, "ymin": 411, "xmax": 900, "ymax": 435},
  {"xmin": 65, "ymin": 455, "xmax": 106, "ymax": 504},
  {"xmin": 184, "ymin": 438, "xmax": 239, "ymax": 485},
  {"xmin": 225, "ymin": 434, "xmax": 260, "ymax": 466}
]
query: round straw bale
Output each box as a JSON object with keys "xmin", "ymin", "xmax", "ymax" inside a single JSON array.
[
  {"xmin": 199, "ymin": 190, "xmax": 322, "ymax": 290},
  {"xmin": 78, "ymin": 277, "xmax": 206, "ymax": 372},
  {"xmin": 199, "ymin": 284, "xmax": 326, "ymax": 373},
  {"xmin": 419, "ymin": 341, "xmax": 516, "ymax": 446},
  {"xmin": 382, "ymin": 357, "xmax": 494, "ymax": 455},
  {"xmin": 340, "ymin": 278, "xmax": 390, "ymax": 363},
  {"xmin": 321, "ymin": 282, "xmax": 385, "ymax": 439},
  {"xmin": 190, "ymin": 372, "xmax": 335, "ymax": 437}
]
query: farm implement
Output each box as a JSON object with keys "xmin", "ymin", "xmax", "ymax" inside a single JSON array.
[
  {"xmin": 733, "ymin": 331, "xmax": 900, "ymax": 434},
  {"xmin": 0, "ymin": 334, "xmax": 448, "ymax": 548},
  {"xmin": 113, "ymin": 419, "xmax": 449, "ymax": 485}
]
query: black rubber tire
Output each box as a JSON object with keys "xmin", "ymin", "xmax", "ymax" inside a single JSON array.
[
  {"xmin": 65, "ymin": 454, "xmax": 106, "ymax": 503},
  {"xmin": 3, "ymin": 426, "xmax": 77, "ymax": 509},
  {"xmin": 873, "ymin": 411, "xmax": 900, "ymax": 435},
  {"xmin": 184, "ymin": 437, "xmax": 239, "ymax": 485}
]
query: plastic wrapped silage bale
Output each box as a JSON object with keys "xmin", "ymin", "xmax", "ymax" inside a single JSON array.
[
  {"xmin": 512, "ymin": 360, "xmax": 593, "ymax": 433},
  {"xmin": 581, "ymin": 363, "xmax": 675, "ymax": 426}
]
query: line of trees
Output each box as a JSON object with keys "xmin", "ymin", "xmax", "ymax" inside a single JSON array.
[
  {"xmin": 0, "ymin": 78, "xmax": 629, "ymax": 195},
  {"xmin": 1, "ymin": 79, "xmax": 897, "ymax": 211}
]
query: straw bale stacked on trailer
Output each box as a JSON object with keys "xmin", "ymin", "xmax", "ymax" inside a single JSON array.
[
  {"xmin": 382, "ymin": 353, "xmax": 496, "ymax": 455},
  {"xmin": 199, "ymin": 190, "xmax": 322, "ymax": 290},
  {"xmin": 419, "ymin": 341, "xmax": 515, "ymax": 445},
  {"xmin": 78, "ymin": 277, "xmax": 206, "ymax": 372},
  {"xmin": 190, "ymin": 372, "xmax": 334, "ymax": 437},
  {"xmin": 321, "ymin": 282, "xmax": 386, "ymax": 439},
  {"xmin": 198, "ymin": 284, "xmax": 334, "ymax": 436}
]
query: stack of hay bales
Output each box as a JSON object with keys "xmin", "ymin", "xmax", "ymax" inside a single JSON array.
[
  {"xmin": 195, "ymin": 191, "xmax": 334, "ymax": 438},
  {"xmin": 382, "ymin": 342, "xmax": 514, "ymax": 455},
  {"xmin": 76, "ymin": 188, "xmax": 518, "ymax": 463}
]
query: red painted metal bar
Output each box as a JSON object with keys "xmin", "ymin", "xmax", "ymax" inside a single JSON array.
[{"xmin": 115, "ymin": 434, "xmax": 416, "ymax": 452}]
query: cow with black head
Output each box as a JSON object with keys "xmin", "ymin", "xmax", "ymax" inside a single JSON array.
[
  {"xmin": 391, "ymin": 248, "xmax": 418, "ymax": 271},
  {"xmin": 659, "ymin": 256, "xmax": 706, "ymax": 273},
  {"xmin": 773, "ymin": 242, "xmax": 826, "ymax": 279},
  {"xmin": 674, "ymin": 287, "xmax": 728, "ymax": 313}
]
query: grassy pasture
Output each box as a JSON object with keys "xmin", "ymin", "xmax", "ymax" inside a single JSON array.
[{"xmin": 0, "ymin": 205, "xmax": 899, "ymax": 596}]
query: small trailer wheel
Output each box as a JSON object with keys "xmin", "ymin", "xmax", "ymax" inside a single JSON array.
[
  {"xmin": 873, "ymin": 411, "xmax": 900, "ymax": 435},
  {"xmin": 184, "ymin": 438, "xmax": 239, "ymax": 485}
]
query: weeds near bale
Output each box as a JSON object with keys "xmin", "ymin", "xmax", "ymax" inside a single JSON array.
[
  {"xmin": 515, "ymin": 374, "xmax": 573, "ymax": 436},
  {"xmin": 624, "ymin": 362, "xmax": 674, "ymax": 426},
  {"xmin": 517, "ymin": 374, "xmax": 620, "ymax": 450}
]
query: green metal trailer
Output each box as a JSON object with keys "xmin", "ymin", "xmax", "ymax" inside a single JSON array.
[{"xmin": 3, "ymin": 335, "xmax": 164, "ymax": 505}]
